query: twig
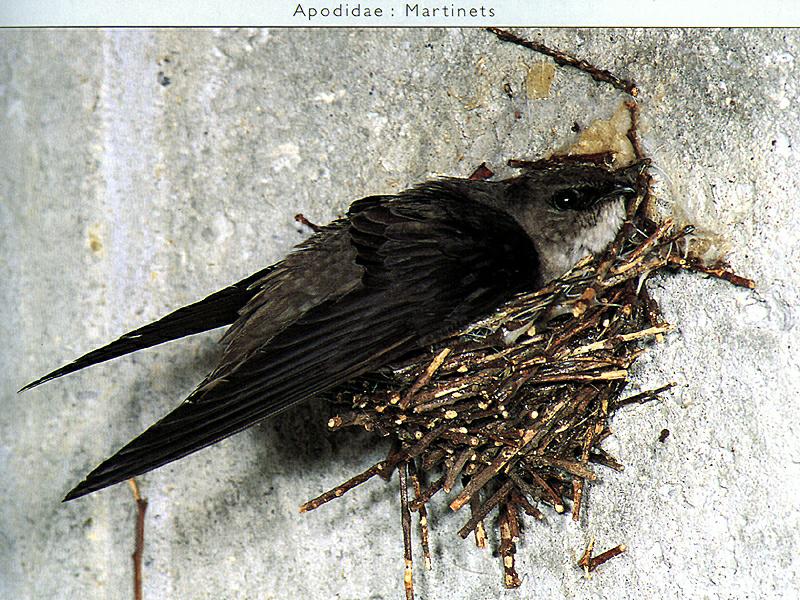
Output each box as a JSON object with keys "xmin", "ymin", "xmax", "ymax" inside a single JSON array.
[
  {"xmin": 571, "ymin": 479, "xmax": 585, "ymax": 522},
  {"xmin": 622, "ymin": 100, "xmax": 652, "ymax": 220},
  {"xmin": 458, "ymin": 480, "xmax": 514, "ymax": 539},
  {"xmin": 408, "ymin": 461, "xmax": 432, "ymax": 570},
  {"xmin": 530, "ymin": 473, "xmax": 565, "ymax": 513},
  {"xmin": 399, "ymin": 348, "xmax": 452, "ymax": 410},
  {"xmin": 450, "ymin": 448, "xmax": 512, "ymax": 512},
  {"xmin": 667, "ymin": 255, "xmax": 756, "ymax": 289},
  {"xmin": 294, "ymin": 213, "xmax": 322, "ymax": 232},
  {"xmin": 536, "ymin": 456, "xmax": 596, "ymax": 480},
  {"xmin": 579, "ymin": 540, "xmax": 627, "ymax": 573},
  {"xmin": 469, "ymin": 492, "xmax": 489, "ymax": 549},
  {"xmin": 570, "ymin": 325, "xmax": 672, "ymax": 355},
  {"xmin": 507, "ymin": 472, "xmax": 545, "ymax": 518},
  {"xmin": 611, "ymin": 382, "xmax": 676, "ymax": 409},
  {"xmin": 625, "ymin": 100, "xmax": 646, "ymax": 157},
  {"xmin": 530, "ymin": 370, "xmax": 628, "ymax": 384},
  {"xmin": 299, "ymin": 461, "xmax": 386, "ymax": 513},
  {"xmin": 409, "ymin": 474, "xmax": 445, "ymax": 511},
  {"xmin": 588, "ymin": 448, "xmax": 624, "ymax": 471},
  {"xmin": 499, "ymin": 501, "xmax": 522, "ymax": 588},
  {"xmin": 578, "ymin": 537, "xmax": 595, "ymax": 572},
  {"xmin": 510, "ymin": 490, "xmax": 544, "ymax": 520},
  {"xmin": 486, "ymin": 28, "xmax": 639, "ymax": 97},
  {"xmin": 613, "ymin": 219, "xmax": 676, "ymax": 273},
  {"xmin": 128, "ymin": 478, "xmax": 147, "ymax": 600},
  {"xmin": 399, "ymin": 463, "xmax": 415, "ymax": 600},
  {"xmin": 444, "ymin": 447, "xmax": 474, "ymax": 493}
]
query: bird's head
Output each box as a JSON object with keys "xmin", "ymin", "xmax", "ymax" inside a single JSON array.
[{"xmin": 493, "ymin": 159, "xmax": 646, "ymax": 282}]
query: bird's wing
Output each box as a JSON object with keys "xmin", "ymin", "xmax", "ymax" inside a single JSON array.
[
  {"xmin": 20, "ymin": 221, "xmax": 358, "ymax": 393},
  {"xmin": 19, "ymin": 266, "xmax": 275, "ymax": 392},
  {"xmin": 64, "ymin": 182, "xmax": 540, "ymax": 500},
  {"xmin": 214, "ymin": 221, "xmax": 363, "ymax": 373}
]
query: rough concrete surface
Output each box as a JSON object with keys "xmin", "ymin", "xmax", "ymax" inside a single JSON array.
[{"xmin": 1, "ymin": 28, "xmax": 798, "ymax": 599}]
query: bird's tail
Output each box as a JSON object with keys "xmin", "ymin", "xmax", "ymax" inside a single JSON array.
[{"xmin": 18, "ymin": 267, "xmax": 274, "ymax": 393}]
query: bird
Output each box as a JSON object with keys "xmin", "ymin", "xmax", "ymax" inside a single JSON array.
[{"xmin": 21, "ymin": 157, "xmax": 643, "ymax": 501}]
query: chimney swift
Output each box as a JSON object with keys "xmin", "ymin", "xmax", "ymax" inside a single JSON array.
[{"xmin": 21, "ymin": 158, "xmax": 642, "ymax": 501}]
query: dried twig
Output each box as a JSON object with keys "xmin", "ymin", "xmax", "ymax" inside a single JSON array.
[
  {"xmin": 128, "ymin": 478, "xmax": 147, "ymax": 600},
  {"xmin": 579, "ymin": 539, "xmax": 628, "ymax": 573},
  {"xmin": 624, "ymin": 100, "xmax": 647, "ymax": 159},
  {"xmin": 667, "ymin": 255, "xmax": 756, "ymax": 289},
  {"xmin": 294, "ymin": 213, "xmax": 322, "ymax": 232},
  {"xmin": 408, "ymin": 461, "xmax": 432, "ymax": 570},
  {"xmin": 399, "ymin": 348, "xmax": 452, "ymax": 410},
  {"xmin": 469, "ymin": 492, "xmax": 489, "ymax": 549},
  {"xmin": 500, "ymin": 501, "xmax": 522, "ymax": 588},
  {"xmin": 458, "ymin": 480, "xmax": 514, "ymax": 539},
  {"xmin": 611, "ymin": 382, "xmax": 676, "ymax": 410},
  {"xmin": 299, "ymin": 462, "xmax": 386, "ymax": 513},
  {"xmin": 571, "ymin": 478, "xmax": 585, "ymax": 522},
  {"xmin": 399, "ymin": 463, "xmax": 415, "ymax": 600},
  {"xmin": 486, "ymin": 28, "xmax": 639, "ymax": 97}
]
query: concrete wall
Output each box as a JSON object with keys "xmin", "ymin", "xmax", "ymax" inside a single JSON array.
[{"xmin": 2, "ymin": 28, "xmax": 798, "ymax": 599}]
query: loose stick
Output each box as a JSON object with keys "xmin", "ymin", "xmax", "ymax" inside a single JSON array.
[
  {"xmin": 128, "ymin": 478, "xmax": 147, "ymax": 600},
  {"xmin": 486, "ymin": 28, "xmax": 639, "ymax": 96}
]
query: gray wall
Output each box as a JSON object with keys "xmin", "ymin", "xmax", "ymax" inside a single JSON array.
[{"xmin": 2, "ymin": 28, "xmax": 798, "ymax": 599}]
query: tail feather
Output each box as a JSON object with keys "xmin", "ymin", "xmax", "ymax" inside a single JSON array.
[{"xmin": 19, "ymin": 267, "xmax": 274, "ymax": 393}]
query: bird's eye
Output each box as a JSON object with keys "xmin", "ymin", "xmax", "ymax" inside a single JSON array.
[{"xmin": 550, "ymin": 188, "xmax": 591, "ymax": 211}]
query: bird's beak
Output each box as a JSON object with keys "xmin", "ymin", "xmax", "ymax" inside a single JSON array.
[
  {"xmin": 598, "ymin": 184, "xmax": 638, "ymax": 204},
  {"xmin": 601, "ymin": 158, "xmax": 651, "ymax": 202},
  {"xmin": 619, "ymin": 158, "xmax": 652, "ymax": 181},
  {"xmin": 597, "ymin": 186, "xmax": 637, "ymax": 204},
  {"xmin": 606, "ymin": 185, "xmax": 637, "ymax": 199}
]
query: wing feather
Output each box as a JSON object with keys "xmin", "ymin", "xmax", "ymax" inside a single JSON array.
[{"xmin": 19, "ymin": 266, "xmax": 275, "ymax": 392}]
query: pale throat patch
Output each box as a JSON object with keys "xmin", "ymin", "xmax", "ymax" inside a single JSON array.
[{"xmin": 543, "ymin": 198, "xmax": 627, "ymax": 280}]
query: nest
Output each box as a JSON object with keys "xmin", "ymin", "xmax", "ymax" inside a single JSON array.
[
  {"xmin": 297, "ymin": 155, "xmax": 753, "ymax": 596},
  {"xmin": 292, "ymin": 31, "xmax": 754, "ymax": 598}
]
